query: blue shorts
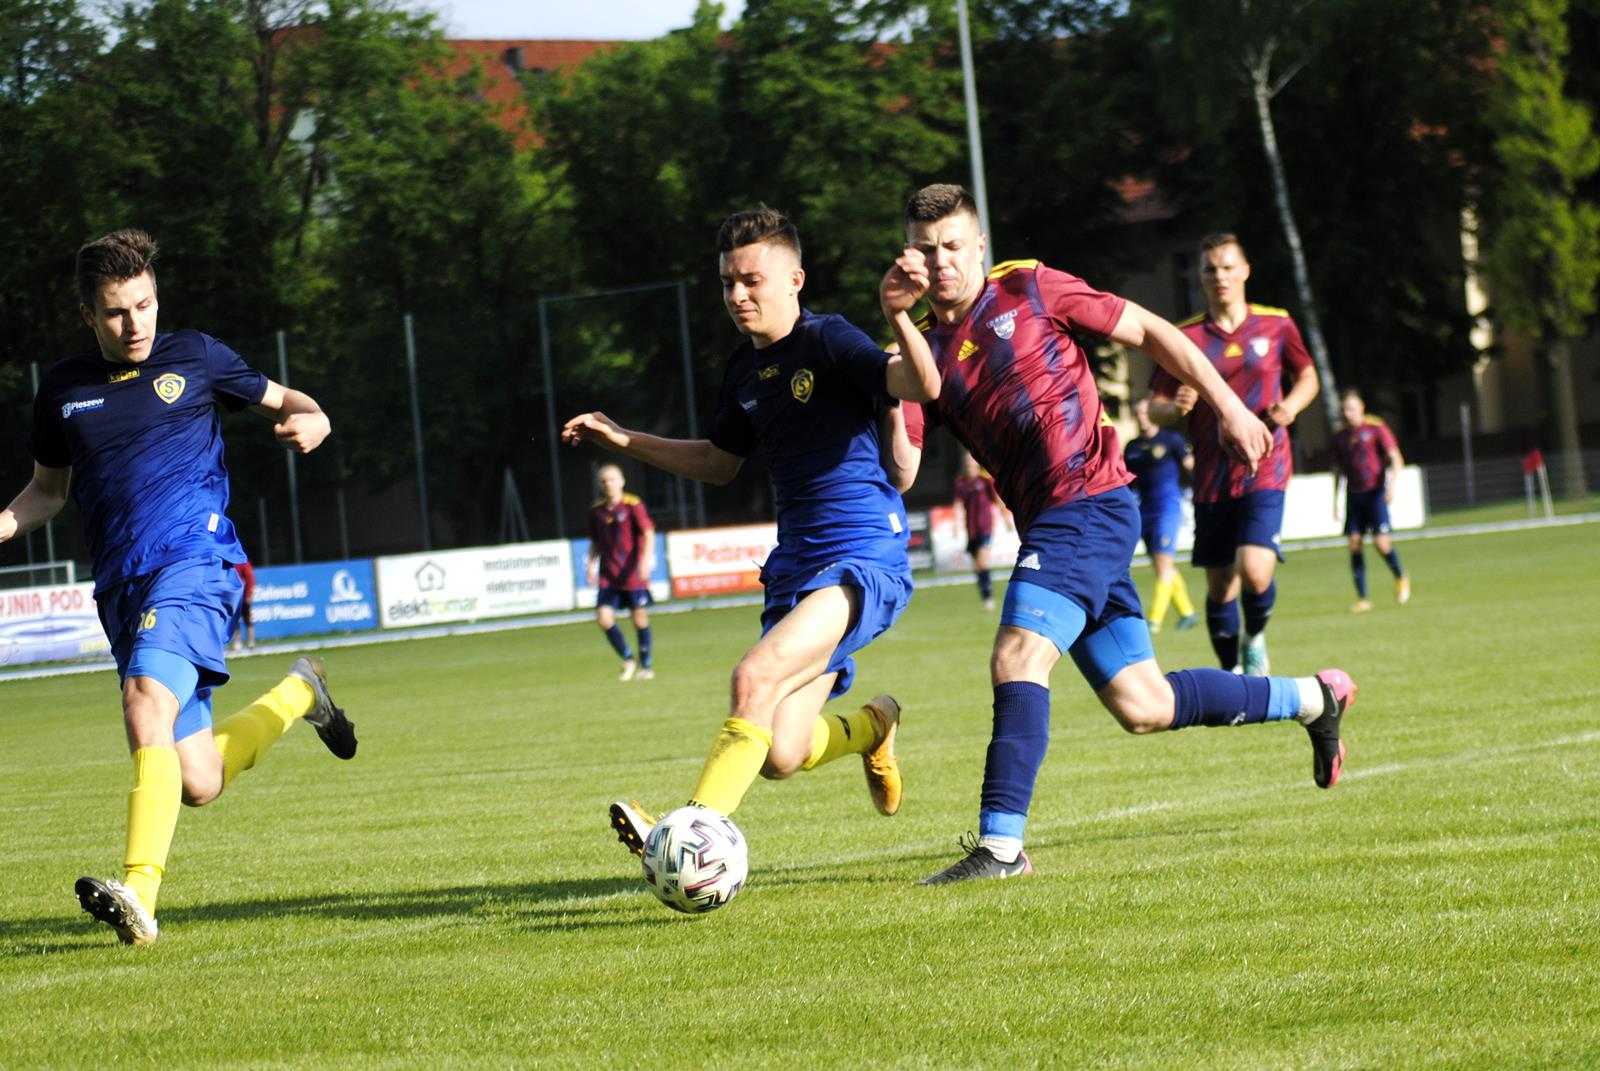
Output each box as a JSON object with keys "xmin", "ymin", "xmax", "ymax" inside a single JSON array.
[
  {"xmin": 1001, "ymin": 486, "xmax": 1154, "ymax": 691},
  {"xmin": 966, "ymin": 532, "xmax": 992, "ymax": 557},
  {"xmin": 97, "ymin": 557, "xmax": 241, "ymax": 741},
  {"xmin": 761, "ymin": 558, "xmax": 912, "ymax": 698},
  {"xmin": 1192, "ymin": 490, "xmax": 1286, "ymax": 568},
  {"xmin": 1138, "ymin": 500, "xmax": 1182, "ymax": 556},
  {"xmin": 1344, "ymin": 489, "xmax": 1392, "ymax": 536},
  {"xmin": 597, "ymin": 587, "xmax": 653, "ymax": 611}
]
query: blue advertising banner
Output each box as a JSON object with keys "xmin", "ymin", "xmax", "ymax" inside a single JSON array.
[{"xmin": 249, "ymin": 560, "xmax": 379, "ymax": 639}]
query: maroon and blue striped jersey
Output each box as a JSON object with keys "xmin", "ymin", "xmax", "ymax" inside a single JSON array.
[
  {"xmin": 916, "ymin": 261, "xmax": 1132, "ymax": 533},
  {"xmin": 1151, "ymin": 305, "xmax": 1313, "ymax": 503},
  {"xmin": 1332, "ymin": 417, "xmax": 1399, "ymax": 493},
  {"xmin": 953, "ymin": 473, "xmax": 999, "ymax": 539},
  {"xmin": 589, "ymin": 494, "xmax": 653, "ymax": 588}
]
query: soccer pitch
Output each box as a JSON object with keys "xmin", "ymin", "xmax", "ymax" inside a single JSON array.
[{"xmin": 2, "ymin": 525, "xmax": 1597, "ymax": 1069}]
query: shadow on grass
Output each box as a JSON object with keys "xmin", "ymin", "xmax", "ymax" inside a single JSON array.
[{"xmin": 2, "ymin": 875, "xmax": 673, "ymax": 954}]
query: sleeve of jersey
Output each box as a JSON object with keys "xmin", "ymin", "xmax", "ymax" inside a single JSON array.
[
  {"xmin": 1036, "ymin": 264, "xmax": 1126, "ymax": 339},
  {"xmin": 706, "ymin": 358, "xmax": 757, "ymax": 458},
  {"xmin": 821, "ymin": 316, "xmax": 891, "ymax": 402},
  {"xmin": 633, "ymin": 500, "xmax": 654, "ymax": 532},
  {"xmin": 1281, "ymin": 318, "xmax": 1314, "ymax": 373},
  {"xmin": 1149, "ymin": 365, "xmax": 1181, "ymax": 397},
  {"xmin": 1376, "ymin": 421, "xmax": 1399, "ymax": 454},
  {"xmin": 901, "ymin": 400, "xmax": 925, "ymax": 449},
  {"xmin": 26, "ymin": 380, "xmax": 71, "ymax": 468},
  {"xmin": 204, "ymin": 334, "xmax": 270, "ymax": 411}
]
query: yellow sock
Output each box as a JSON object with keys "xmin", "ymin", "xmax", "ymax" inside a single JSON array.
[
  {"xmin": 1170, "ymin": 571, "xmax": 1195, "ymax": 617},
  {"xmin": 799, "ymin": 704, "xmax": 879, "ymax": 771},
  {"xmin": 213, "ymin": 676, "xmax": 315, "ymax": 787},
  {"xmin": 123, "ymin": 746, "xmax": 182, "ymax": 915},
  {"xmin": 1149, "ymin": 578, "xmax": 1174, "ymax": 627},
  {"xmin": 687, "ymin": 717, "xmax": 773, "ymax": 815}
]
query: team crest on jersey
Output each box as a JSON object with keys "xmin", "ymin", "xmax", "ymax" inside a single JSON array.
[
  {"xmin": 107, "ymin": 367, "xmax": 139, "ymax": 384},
  {"xmin": 152, "ymin": 373, "xmax": 186, "ymax": 405},
  {"xmin": 1152, "ymin": 445, "xmax": 1167, "ymax": 459},
  {"xmin": 985, "ymin": 309, "xmax": 1018, "ymax": 340},
  {"xmin": 757, "ymin": 363, "xmax": 780, "ymax": 380},
  {"xmin": 956, "ymin": 340, "xmax": 979, "ymax": 362},
  {"xmin": 1251, "ymin": 337, "xmax": 1271, "ymax": 357},
  {"xmin": 790, "ymin": 368, "xmax": 814, "ymax": 403}
]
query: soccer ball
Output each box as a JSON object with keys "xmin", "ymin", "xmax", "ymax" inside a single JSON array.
[{"xmin": 640, "ymin": 806, "xmax": 748, "ymax": 914}]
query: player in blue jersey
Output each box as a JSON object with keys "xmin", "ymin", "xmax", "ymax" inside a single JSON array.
[
  {"xmin": 562, "ymin": 204, "xmax": 938, "ymax": 853},
  {"xmin": 1123, "ymin": 398, "xmax": 1198, "ymax": 633},
  {"xmin": 0, "ymin": 230, "xmax": 356, "ymax": 945}
]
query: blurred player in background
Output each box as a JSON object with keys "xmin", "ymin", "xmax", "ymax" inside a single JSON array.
[
  {"xmin": 227, "ymin": 553, "xmax": 256, "ymax": 652},
  {"xmin": 1123, "ymin": 397, "xmax": 1197, "ymax": 634},
  {"xmin": 587, "ymin": 463, "xmax": 656, "ymax": 680},
  {"xmin": 886, "ymin": 185, "xmax": 1356, "ymax": 885},
  {"xmin": 563, "ymin": 204, "xmax": 937, "ymax": 855},
  {"xmin": 953, "ymin": 452, "xmax": 1009, "ymax": 610},
  {"xmin": 1331, "ymin": 389, "xmax": 1410, "ymax": 612},
  {"xmin": 0, "ymin": 229, "xmax": 356, "ymax": 945},
  {"xmin": 1150, "ymin": 232, "xmax": 1321, "ymax": 676}
]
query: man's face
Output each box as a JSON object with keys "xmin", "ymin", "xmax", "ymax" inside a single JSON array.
[
  {"xmin": 81, "ymin": 271, "xmax": 158, "ymax": 365},
  {"xmin": 719, "ymin": 241, "xmax": 803, "ymax": 345},
  {"xmin": 599, "ymin": 467, "xmax": 625, "ymax": 502},
  {"xmin": 1200, "ymin": 243, "xmax": 1250, "ymax": 308},
  {"xmin": 1342, "ymin": 395, "xmax": 1365, "ymax": 427},
  {"xmin": 907, "ymin": 210, "xmax": 987, "ymax": 312}
]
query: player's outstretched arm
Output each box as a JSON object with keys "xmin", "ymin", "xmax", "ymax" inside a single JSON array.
[
  {"xmin": 252, "ymin": 380, "xmax": 331, "ymax": 454},
  {"xmin": 0, "ymin": 464, "xmax": 71, "ymax": 544},
  {"xmin": 878, "ymin": 403, "xmax": 922, "ymax": 492},
  {"xmin": 881, "ymin": 247, "xmax": 940, "ymax": 402},
  {"xmin": 562, "ymin": 412, "xmax": 743, "ymax": 486},
  {"xmin": 1113, "ymin": 302, "xmax": 1271, "ymax": 472}
]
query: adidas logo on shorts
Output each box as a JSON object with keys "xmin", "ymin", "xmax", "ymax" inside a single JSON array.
[{"xmin": 1017, "ymin": 553, "xmax": 1041, "ymax": 570}]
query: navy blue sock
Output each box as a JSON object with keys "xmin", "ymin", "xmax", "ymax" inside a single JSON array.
[
  {"xmin": 976, "ymin": 569, "xmax": 993, "ymax": 600},
  {"xmin": 603, "ymin": 624, "xmax": 631, "ymax": 660},
  {"xmin": 1206, "ymin": 597, "xmax": 1240, "ymax": 669},
  {"xmin": 1241, "ymin": 581, "xmax": 1275, "ymax": 636},
  {"xmin": 1167, "ymin": 668, "xmax": 1299, "ymax": 728},
  {"xmin": 1382, "ymin": 548, "xmax": 1404, "ymax": 578},
  {"xmin": 1351, "ymin": 551, "xmax": 1368, "ymax": 597},
  {"xmin": 978, "ymin": 682, "xmax": 1051, "ymax": 839},
  {"xmin": 637, "ymin": 626, "xmax": 653, "ymax": 668}
]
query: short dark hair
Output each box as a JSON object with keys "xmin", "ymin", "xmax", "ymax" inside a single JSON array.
[
  {"xmin": 716, "ymin": 204, "xmax": 801, "ymax": 261},
  {"xmin": 904, "ymin": 183, "xmax": 979, "ymax": 225},
  {"xmin": 1198, "ymin": 231, "xmax": 1247, "ymax": 261},
  {"xmin": 1341, "ymin": 387, "xmax": 1365, "ymax": 404},
  {"xmin": 77, "ymin": 229, "xmax": 159, "ymax": 308}
]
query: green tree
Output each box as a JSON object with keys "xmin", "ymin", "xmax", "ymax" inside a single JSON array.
[{"xmin": 1482, "ymin": 0, "xmax": 1599, "ymax": 497}]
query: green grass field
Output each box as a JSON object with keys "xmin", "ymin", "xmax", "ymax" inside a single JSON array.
[{"xmin": 2, "ymin": 525, "xmax": 1597, "ymax": 1069}]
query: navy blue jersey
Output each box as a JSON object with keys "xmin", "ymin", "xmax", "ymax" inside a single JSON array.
[
  {"xmin": 708, "ymin": 310, "xmax": 909, "ymax": 578},
  {"xmin": 1123, "ymin": 429, "xmax": 1189, "ymax": 510},
  {"xmin": 28, "ymin": 330, "xmax": 268, "ymax": 592}
]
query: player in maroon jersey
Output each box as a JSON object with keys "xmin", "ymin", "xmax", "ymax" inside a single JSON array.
[
  {"xmin": 1331, "ymin": 389, "xmax": 1409, "ymax": 612},
  {"xmin": 882, "ymin": 185, "xmax": 1357, "ymax": 884},
  {"xmin": 1149, "ymin": 233, "xmax": 1321, "ymax": 677},
  {"xmin": 587, "ymin": 464, "xmax": 656, "ymax": 681},
  {"xmin": 953, "ymin": 452, "xmax": 1009, "ymax": 610}
]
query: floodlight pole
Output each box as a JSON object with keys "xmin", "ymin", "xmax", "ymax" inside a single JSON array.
[
  {"xmin": 29, "ymin": 361, "xmax": 57, "ymax": 563},
  {"xmin": 277, "ymin": 331, "xmax": 304, "ymax": 563},
  {"xmin": 957, "ymin": 0, "xmax": 994, "ymax": 271},
  {"xmin": 536, "ymin": 295, "xmax": 568, "ymax": 539},
  {"xmin": 403, "ymin": 313, "xmax": 433, "ymax": 550}
]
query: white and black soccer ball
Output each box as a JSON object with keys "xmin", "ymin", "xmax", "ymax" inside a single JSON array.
[{"xmin": 640, "ymin": 806, "xmax": 748, "ymax": 914}]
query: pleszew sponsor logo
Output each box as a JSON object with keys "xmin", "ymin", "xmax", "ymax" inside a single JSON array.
[{"xmin": 61, "ymin": 398, "xmax": 106, "ymax": 419}]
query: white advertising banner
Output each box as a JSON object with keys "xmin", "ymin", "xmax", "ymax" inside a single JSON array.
[
  {"xmin": 376, "ymin": 541, "xmax": 575, "ymax": 627},
  {"xmin": 0, "ymin": 582, "xmax": 109, "ymax": 666},
  {"xmin": 665, "ymin": 523, "xmax": 779, "ymax": 597}
]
